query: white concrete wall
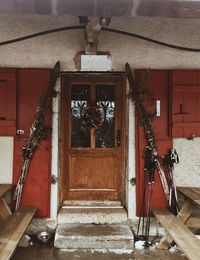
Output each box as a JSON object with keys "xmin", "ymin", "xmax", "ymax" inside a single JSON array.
[
  {"xmin": 0, "ymin": 15, "xmax": 199, "ymax": 69},
  {"xmin": 0, "ymin": 14, "xmax": 200, "ymax": 219},
  {"xmin": 0, "ymin": 137, "xmax": 14, "ymax": 184},
  {"xmin": 173, "ymin": 138, "xmax": 200, "ymax": 187}
]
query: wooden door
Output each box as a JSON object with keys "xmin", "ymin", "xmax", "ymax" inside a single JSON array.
[{"xmin": 61, "ymin": 74, "xmax": 125, "ymax": 201}]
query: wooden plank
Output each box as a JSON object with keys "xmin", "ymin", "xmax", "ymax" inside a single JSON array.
[
  {"xmin": 178, "ymin": 187, "xmax": 200, "ymax": 208},
  {"xmin": 0, "ymin": 185, "xmax": 12, "ymax": 198},
  {"xmin": 156, "ymin": 200, "xmax": 193, "ymax": 249},
  {"xmin": 186, "ymin": 218, "xmax": 200, "ymax": 229},
  {"xmin": 0, "ymin": 206, "xmax": 36, "ymax": 260},
  {"xmin": 0, "ymin": 198, "xmax": 12, "ymax": 221},
  {"xmin": 0, "ymin": 216, "xmax": 4, "ymax": 231},
  {"xmin": 153, "ymin": 208, "xmax": 200, "ymax": 260},
  {"xmin": 192, "ymin": 188, "xmax": 200, "ymax": 197}
]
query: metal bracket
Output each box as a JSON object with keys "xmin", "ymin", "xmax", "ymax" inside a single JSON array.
[
  {"xmin": 51, "ymin": 175, "xmax": 58, "ymax": 184},
  {"xmin": 130, "ymin": 177, "xmax": 136, "ymax": 186},
  {"xmin": 17, "ymin": 129, "xmax": 25, "ymax": 135}
]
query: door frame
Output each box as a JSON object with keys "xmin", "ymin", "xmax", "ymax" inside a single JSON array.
[{"xmin": 59, "ymin": 72, "xmax": 127, "ymax": 204}]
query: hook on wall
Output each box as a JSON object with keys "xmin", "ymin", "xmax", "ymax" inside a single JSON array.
[{"xmin": 187, "ymin": 134, "xmax": 195, "ymax": 140}]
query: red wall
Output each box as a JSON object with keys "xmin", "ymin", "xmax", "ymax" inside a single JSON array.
[
  {"xmin": 0, "ymin": 69, "xmax": 17, "ymax": 136},
  {"xmin": 135, "ymin": 70, "xmax": 172, "ymax": 215},
  {"xmin": 1, "ymin": 67, "xmax": 200, "ymax": 218},
  {"xmin": 172, "ymin": 70, "xmax": 200, "ymax": 138},
  {"xmin": 0, "ymin": 68, "xmax": 51, "ymax": 217}
]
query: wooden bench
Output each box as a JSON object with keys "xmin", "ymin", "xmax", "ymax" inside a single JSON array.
[
  {"xmin": 153, "ymin": 208, "xmax": 200, "ymax": 260},
  {"xmin": 0, "ymin": 184, "xmax": 13, "ymax": 222},
  {"xmin": 0, "ymin": 184, "xmax": 36, "ymax": 260}
]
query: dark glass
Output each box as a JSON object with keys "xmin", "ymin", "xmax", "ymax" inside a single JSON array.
[
  {"xmin": 96, "ymin": 85, "xmax": 115, "ymax": 148},
  {"xmin": 71, "ymin": 85, "xmax": 91, "ymax": 147}
]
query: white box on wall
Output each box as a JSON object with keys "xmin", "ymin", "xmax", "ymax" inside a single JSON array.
[
  {"xmin": 0, "ymin": 137, "xmax": 14, "ymax": 184},
  {"xmin": 81, "ymin": 54, "xmax": 112, "ymax": 71}
]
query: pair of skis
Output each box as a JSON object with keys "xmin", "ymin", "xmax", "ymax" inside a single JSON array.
[
  {"xmin": 125, "ymin": 63, "xmax": 179, "ymax": 245},
  {"xmin": 13, "ymin": 61, "xmax": 60, "ymax": 211}
]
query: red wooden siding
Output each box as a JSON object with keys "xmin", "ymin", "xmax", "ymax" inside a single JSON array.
[
  {"xmin": 0, "ymin": 69, "xmax": 17, "ymax": 136},
  {"xmin": 13, "ymin": 140, "xmax": 51, "ymax": 217},
  {"xmin": 135, "ymin": 70, "xmax": 172, "ymax": 216},
  {"xmin": 13, "ymin": 69, "xmax": 51, "ymax": 217},
  {"xmin": 172, "ymin": 70, "xmax": 200, "ymax": 138},
  {"xmin": 17, "ymin": 69, "xmax": 51, "ymax": 137}
]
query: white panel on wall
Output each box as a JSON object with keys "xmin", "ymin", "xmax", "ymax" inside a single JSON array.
[
  {"xmin": 173, "ymin": 138, "xmax": 200, "ymax": 187},
  {"xmin": 0, "ymin": 136, "xmax": 14, "ymax": 184},
  {"xmin": 81, "ymin": 54, "xmax": 112, "ymax": 71}
]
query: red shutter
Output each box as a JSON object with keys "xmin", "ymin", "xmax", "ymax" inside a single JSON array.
[{"xmin": 172, "ymin": 70, "xmax": 200, "ymax": 138}]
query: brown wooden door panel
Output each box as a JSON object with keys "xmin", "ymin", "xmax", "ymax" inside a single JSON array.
[
  {"xmin": 61, "ymin": 74, "xmax": 125, "ymax": 201},
  {"xmin": 69, "ymin": 155, "xmax": 116, "ymax": 190}
]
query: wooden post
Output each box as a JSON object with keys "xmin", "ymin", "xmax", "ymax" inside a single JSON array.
[{"xmin": 0, "ymin": 198, "xmax": 12, "ymax": 221}]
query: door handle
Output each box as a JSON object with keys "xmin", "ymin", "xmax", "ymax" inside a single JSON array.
[{"xmin": 117, "ymin": 129, "xmax": 121, "ymax": 147}]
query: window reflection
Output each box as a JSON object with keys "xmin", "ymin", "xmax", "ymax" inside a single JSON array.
[
  {"xmin": 96, "ymin": 85, "xmax": 115, "ymax": 148},
  {"xmin": 71, "ymin": 85, "xmax": 91, "ymax": 147}
]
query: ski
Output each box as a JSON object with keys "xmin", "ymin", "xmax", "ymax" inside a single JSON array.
[
  {"xmin": 13, "ymin": 61, "xmax": 60, "ymax": 211},
  {"xmin": 125, "ymin": 62, "xmax": 170, "ymax": 200},
  {"xmin": 125, "ymin": 63, "xmax": 181, "ymax": 245},
  {"xmin": 163, "ymin": 148, "xmax": 180, "ymax": 215}
]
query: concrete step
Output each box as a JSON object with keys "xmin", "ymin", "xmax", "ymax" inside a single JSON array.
[
  {"xmin": 54, "ymin": 224, "xmax": 134, "ymax": 249},
  {"xmin": 58, "ymin": 207, "xmax": 127, "ymax": 224},
  {"xmin": 63, "ymin": 200, "xmax": 122, "ymax": 206}
]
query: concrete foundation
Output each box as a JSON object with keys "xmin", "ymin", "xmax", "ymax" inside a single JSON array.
[{"xmin": 54, "ymin": 224, "xmax": 134, "ymax": 250}]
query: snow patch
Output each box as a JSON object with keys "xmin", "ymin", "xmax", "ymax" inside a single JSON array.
[
  {"xmin": 169, "ymin": 245, "xmax": 177, "ymax": 253},
  {"xmin": 91, "ymin": 249, "xmax": 133, "ymax": 254},
  {"xmin": 135, "ymin": 240, "xmax": 145, "ymax": 249},
  {"xmin": 135, "ymin": 240, "xmax": 155, "ymax": 250},
  {"xmin": 60, "ymin": 249, "xmax": 77, "ymax": 252},
  {"xmin": 60, "ymin": 249, "xmax": 133, "ymax": 254}
]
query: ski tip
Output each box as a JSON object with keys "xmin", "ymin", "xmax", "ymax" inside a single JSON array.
[
  {"xmin": 54, "ymin": 61, "xmax": 60, "ymax": 72},
  {"xmin": 125, "ymin": 62, "xmax": 134, "ymax": 78},
  {"xmin": 125, "ymin": 62, "xmax": 135, "ymax": 87},
  {"xmin": 125, "ymin": 62, "xmax": 131, "ymax": 72},
  {"xmin": 52, "ymin": 61, "xmax": 60, "ymax": 80}
]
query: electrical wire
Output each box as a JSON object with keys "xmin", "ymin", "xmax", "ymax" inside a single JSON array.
[{"xmin": 0, "ymin": 25, "xmax": 200, "ymax": 52}]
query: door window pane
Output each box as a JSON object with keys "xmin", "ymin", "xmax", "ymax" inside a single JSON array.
[
  {"xmin": 71, "ymin": 85, "xmax": 91, "ymax": 147},
  {"xmin": 96, "ymin": 85, "xmax": 115, "ymax": 148}
]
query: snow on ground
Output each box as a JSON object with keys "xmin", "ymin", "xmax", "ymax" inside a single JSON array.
[
  {"xmin": 135, "ymin": 240, "xmax": 155, "ymax": 250},
  {"xmin": 61, "ymin": 248, "xmax": 133, "ymax": 254},
  {"xmin": 169, "ymin": 245, "xmax": 177, "ymax": 252}
]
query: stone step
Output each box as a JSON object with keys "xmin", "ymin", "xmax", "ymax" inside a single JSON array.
[
  {"xmin": 58, "ymin": 207, "xmax": 127, "ymax": 224},
  {"xmin": 63, "ymin": 200, "xmax": 122, "ymax": 206},
  {"xmin": 54, "ymin": 224, "xmax": 134, "ymax": 249}
]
